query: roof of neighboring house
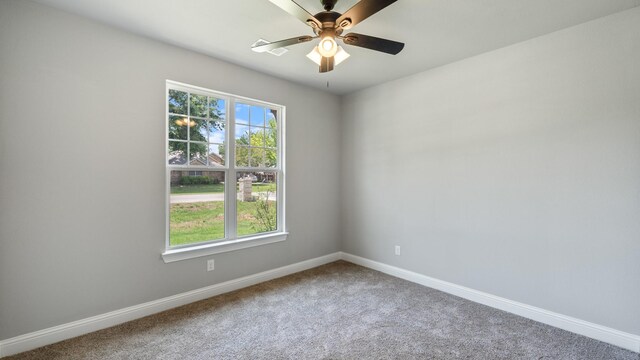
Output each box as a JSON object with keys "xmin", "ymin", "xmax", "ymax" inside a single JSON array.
[
  {"xmin": 168, "ymin": 150, "xmax": 224, "ymax": 167},
  {"xmin": 207, "ymin": 152, "xmax": 224, "ymax": 165},
  {"xmin": 168, "ymin": 150, "xmax": 186, "ymax": 165}
]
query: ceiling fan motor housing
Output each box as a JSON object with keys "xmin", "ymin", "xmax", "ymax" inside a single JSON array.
[
  {"xmin": 321, "ymin": 0, "xmax": 338, "ymax": 11},
  {"xmin": 313, "ymin": 11, "xmax": 343, "ymax": 36}
]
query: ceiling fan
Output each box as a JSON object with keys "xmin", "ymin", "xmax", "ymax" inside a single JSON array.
[{"xmin": 252, "ymin": 0, "xmax": 404, "ymax": 73}]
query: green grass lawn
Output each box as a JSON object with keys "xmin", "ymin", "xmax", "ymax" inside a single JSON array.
[
  {"xmin": 248, "ymin": 183, "xmax": 276, "ymax": 193},
  {"xmin": 170, "ymin": 200, "xmax": 277, "ymax": 246},
  {"xmin": 170, "ymin": 183, "xmax": 276, "ymax": 194},
  {"xmin": 170, "ymin": 183, "xmax": 224, "ymax": 194}
]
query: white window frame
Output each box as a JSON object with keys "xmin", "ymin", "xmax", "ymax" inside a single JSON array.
[{"xmin": 162, "ymin": 81, "xmax": 287, "ymax": 263}]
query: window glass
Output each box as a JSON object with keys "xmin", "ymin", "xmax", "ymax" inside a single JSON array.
[
  {"xmin": 169, "ymin": 170, "xmax": 225, "ymax": 246},
  {"xmin": 189, "ymin": 94, "xmax": 208, "ymax": 118},
  {"xmin": 237, "ymin": 171, "xmax": 277, "ymax": 237},
  {"xmin": 233, "ymin": 104, "xmax": 278, "ymax": 170},
  {"xmin": 236, "ymin": 103, "xmax": 250, "ymax": 124},
  {"xmin": 168, "ymin": 89, "xmax": 187, "ymax": 114}
]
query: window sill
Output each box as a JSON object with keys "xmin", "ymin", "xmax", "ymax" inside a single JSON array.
[{"xmin": 161, "ymin": 232, "xmax": 288, "ymax": 263}]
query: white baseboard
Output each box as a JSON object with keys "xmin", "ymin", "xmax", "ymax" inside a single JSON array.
[
  {"xmin": 0, "ymin": 252, "xmax": 341, "ymax": 358},
  {"xmin": 340, "ymin": 252, "xmax": 640, "ymax": 353},
  {"xmin": 2, "ymin": 251, "xmax": 638, "ymax": 357}
]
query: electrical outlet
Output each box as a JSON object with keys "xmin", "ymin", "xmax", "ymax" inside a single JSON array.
[
  {"xmin": 207, "ymin": 259, "xmax": 215, "ymax": 271},
  {"xmin": 395, "ymin": 245, "xmax": 401, "ymax": 256}
]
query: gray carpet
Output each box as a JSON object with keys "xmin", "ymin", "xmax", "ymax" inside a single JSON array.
[{"xmin": 7, "ymin": 261, "xmax": 638, "ymax": 359}]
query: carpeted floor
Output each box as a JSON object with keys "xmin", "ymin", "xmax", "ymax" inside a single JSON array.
[{"xmin": 6, "ymin": 261, "xmax": 639, "ymax": 359}]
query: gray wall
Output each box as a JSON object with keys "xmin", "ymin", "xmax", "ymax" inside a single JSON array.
[
  {"xmin": 0, "ymin": 1, "xmax": 341, "ymax": 339},
  {"xmin": 341, "ymin": 7, "xmax": 640, "ymax": 335}
]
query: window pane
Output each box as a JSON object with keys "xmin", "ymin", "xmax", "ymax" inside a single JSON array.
[
  {"xmin": 190, "ymin": 118, "xmax": 208, "ymax": 143},
  {"xmin": 250, "ymin": 147, "xmax": 265, "ymax": 167},
  {"xmin": 236, "ymin": 125, "xmax": 250, "ymax": 144},
  {"xmin": 168, "ymin": 89, "xmax": 187, "ymax": 114},
  {"xmin": 236, "ymin": 146, "xmax": 249, "ymax": 167},
  {"xmin": 237, "ymin": 172, "xmax": 277, "ymax": 237},
  {"xmin": 189, "ymin": 142, "xmax": 207, "ymax": 165},
  {"xmin": 168, "ymin": 115, "xmax": 188, "ymax": 140},
  {"xmin": 208, "ymin": 144, "xmax": 225, "ymax": 166},
  {"xmin": 170, "ymin": 170, "xmax": 225, "ymax": 246},
  {"xmin": 250, "ymin": 127, "xmax": 265, "ymax": 147},
  {"xmin": 266, "ymin": 117, "xmax": 277, "ymax": 148},
  {"xmin": 168, "ymin": 143, "xmax": 187, "ymax": 165},
  {"xmin": 250, "ymin": 105, "xmax": 265, "ymax": 126},
  {"xmin": 236, "ymin": 103, "xmax": 249, "ymax": 124},
  {"xmin": 208, "ymin": 120, "xmax": 225, "ymax": 144},
  {"xmin": 267, "ymin": 109, "xmax": 277, "ymax": 124},
  {"xmin": 209, "ymin": 97, "xmax": 225, "ymax": 120},
  {"xmin": 190, "ymin": 93, "xmax": 208, "ymax": 118},
  {"xmin": 265, "ymin": 148, "xmax": 277, "ymax": 168}
]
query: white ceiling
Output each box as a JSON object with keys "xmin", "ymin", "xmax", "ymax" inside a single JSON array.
[{"xmin": 33, "ymin": 0, "xmax": 640, "ymax": 94}]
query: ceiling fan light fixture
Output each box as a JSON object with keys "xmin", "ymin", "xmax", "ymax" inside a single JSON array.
[
  {"xmin": 306, "ymin": 46, "xmax": 322, "ymax": 65},
  {"xmin": 318, "ymin": 36, "xmax": 338, "ymax": 57},
  {"xmin": 334, "ymin": 45, "xmax": 350, "ymax": 65},
  {"xmin": 307, "ymin": 45, "xmax": 350, "ymax": 66}
]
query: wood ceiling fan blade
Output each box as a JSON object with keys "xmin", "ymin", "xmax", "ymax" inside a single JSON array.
[
  {"xmin": 342, "ymin": 33, "xmax": 404, "ymax": 55},
  {"xmin": 252, "ymin": 36, "xmax": 314, "ymax": 52},
  {"xmin": 319, "ymin": 56, "xmax": 335, "ymax": 73},
  {"xmin": 269, "ymin": 0, "xmax": 322, "ymax": 29},
  {"xmin": 336, "ymin": 0, "xmax": 397, "ymax": 30}
]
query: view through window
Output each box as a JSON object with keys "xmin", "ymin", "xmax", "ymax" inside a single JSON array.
[{"xmin": 167, "ymin": 82, "xmax": 283, "ymax": 249}]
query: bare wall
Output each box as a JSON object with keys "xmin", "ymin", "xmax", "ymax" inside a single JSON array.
[
  {"xmin": 0, "ymin": 0, "xmax": 341, "ymax": 339},
  {"xmin": 340, "ymin": 7, "xmax": 640, "ymax": 335}
]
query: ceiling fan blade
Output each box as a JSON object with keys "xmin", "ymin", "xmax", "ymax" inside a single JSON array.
[
  {"xmin": 336, "ymin": 0, "xmax": 397, "ymax": 30},
  {"xmin": 252, "ymin": 35, "xmax": 314, "ymax": 53},
  {"xmin": 269, "ymin": 0, "xmax": 322, "ymax": 29},
  {"xmin": 342, "ymin": 33, "xmax": 404, "ymax": 55},
  {"xmin": 319, "ymin": 56, "xmax": 335, "ymax": 73}
]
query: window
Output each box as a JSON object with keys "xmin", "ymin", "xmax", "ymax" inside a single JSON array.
[{"xmin": 163, "ymin": 81, "xmax": 286, "ymax": 262}]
